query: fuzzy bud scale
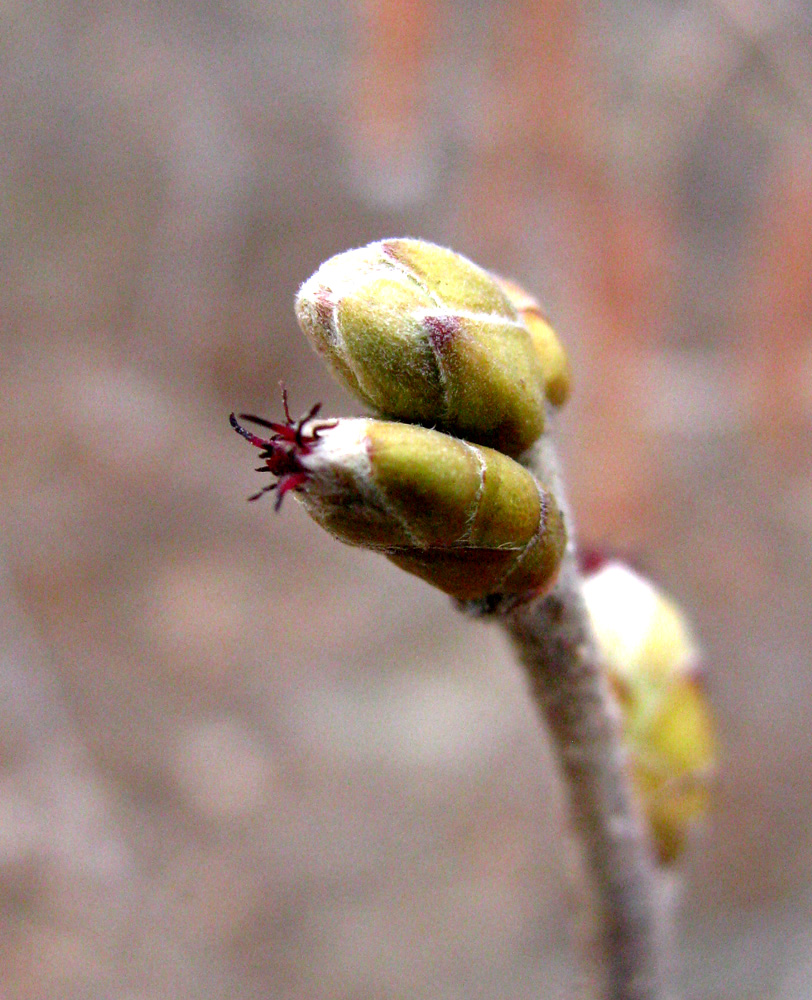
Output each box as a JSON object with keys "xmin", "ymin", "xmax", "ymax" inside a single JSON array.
[
  {"xmin": 294, "ymin": 418, "xmax": 566, "ymax": 603},
  {"xmin": 295, "ymin": 239, "xmax": 570, "ymax": 457}
]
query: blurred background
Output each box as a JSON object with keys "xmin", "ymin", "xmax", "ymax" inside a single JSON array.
[{"xmin": 2, "ymin": 1, "xmax": 811, "ymax": 997}]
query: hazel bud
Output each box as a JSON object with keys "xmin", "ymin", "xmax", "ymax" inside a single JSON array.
[
  {"xmin": 581, "ymin": 558, "xmax": 716, "ymax": 864},
  {"xmin": 295, "ymin": 238, "xmax": 569, "ymax": 457},
  {"xmin": 494, "ymin": 276, "xmax": 570, "ymax": 408},
  {"xmin": 230, "ymin": 405, "xmax": 565, "ymax": 604}
]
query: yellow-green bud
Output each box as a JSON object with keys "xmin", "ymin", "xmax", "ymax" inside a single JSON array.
[
  {"xmin": 295, "ymin": 238, "xmax": 569, "ymax": 457},
  {"xmin": 581, "ymin": 558, "xmax": 716, "ymax": 864},
  {"xmin": 494, "ymin": 276, "xmax": 571, "ymax": 408},
  {"xmin": 230, "ymin": 408, "xmax": 566, "ymax": 604}
]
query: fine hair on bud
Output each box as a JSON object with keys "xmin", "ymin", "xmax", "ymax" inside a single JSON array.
[
  {"xmin": 232, "ymin": 404, "xmax": 566, "ymax": 605},
  {"xmin": 295, "ymin": 238, "xmax": 570, "ymax": 458}
]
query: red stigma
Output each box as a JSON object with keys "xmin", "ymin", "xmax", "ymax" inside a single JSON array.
[{"xmin": 230, "ymin": 388, "xmax": 337, "ymax": 510}]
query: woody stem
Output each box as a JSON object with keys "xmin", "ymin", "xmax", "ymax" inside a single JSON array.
[{"xmin": 503, "ymin": 436, "xmax": 665, "ymax": 1000}]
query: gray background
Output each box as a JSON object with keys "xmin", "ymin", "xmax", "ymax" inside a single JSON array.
[{"xmin": 2, "ymin": 1, "xmax": 811, "ymax": 997}]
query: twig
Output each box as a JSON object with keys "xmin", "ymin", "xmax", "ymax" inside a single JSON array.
[
  {"xmin": 258, "ymin": 239, "xmax": 670, "ymax": 998},
  {"xmin": 705, "ymin": 0, "xmax": 812, "ymax": 125},
  {"xmin": 503, "ymin": 436, "xmax": 664, "ymax": 1000}
]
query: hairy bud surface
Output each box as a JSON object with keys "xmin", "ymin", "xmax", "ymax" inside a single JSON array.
[
  {"xmin": 231, "ymin": 408, "xmax": 566, "ymax": 604},
  {"xmin": 295, "ymin": 238, "xmax": 569, "ymax": 457}
]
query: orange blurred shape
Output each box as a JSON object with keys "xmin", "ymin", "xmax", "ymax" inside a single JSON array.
[
  {"xmin": 744, "ymin": 141, "xmax": 812, "ymax": 452},
  {"xmin": 354, "ymin": 0, "xmax": 433, "ymax": 142}
]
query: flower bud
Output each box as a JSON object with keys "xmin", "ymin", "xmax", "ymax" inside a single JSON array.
[
  {"xmin": 295, "ymin": 238, "xmax": 569, "ymax": 457},
  {"xmin": 581, "ymin": 558, "xmax": 716, "ymax": 864},
  {"xmin": 231, "ymin": 407, "xmax": 566, "ymax": 604},
  {"xmin": 494, "ymin": 276, "xmax": 571, "ymax": 407}
]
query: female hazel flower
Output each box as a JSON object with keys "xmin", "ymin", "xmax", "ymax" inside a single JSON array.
[
  {"xmin": 295, "ymin": 238, "xmax": 570, "ymax": 458},
  {"xmin": 231, "ymin": 400, "xmax": 566, "ymax": 605}
]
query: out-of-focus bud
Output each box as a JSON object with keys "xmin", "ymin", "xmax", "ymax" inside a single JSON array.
[
  {"xmin": 580, "ymin": 558, "xmax": 716, "ymax": 865},
  {"xmin": 230, "ymin": 407, "xmax": 566, "ymax": 604},
  {"xmin": 295, "ymin": 238, "xmax": 569, "ymax": 457}
]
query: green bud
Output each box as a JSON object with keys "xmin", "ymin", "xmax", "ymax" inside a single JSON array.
[
  {"xmin": 581, "ymin": 559, "xmax": 716, "ymax": 864},
  {"xmin": 295, "ymin": 239, "xmax": 569, "ymax": 457},
  {"xmin": 494, "ymin": 276, "xmax": 571, "ymax": 408},
  {"xmin": 231, "ymin": 408, "xmax": 565, "ymax": 604},
  {"xmin": 302, "ymin": 419, "xmax": 565, "ymax": 602}
]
